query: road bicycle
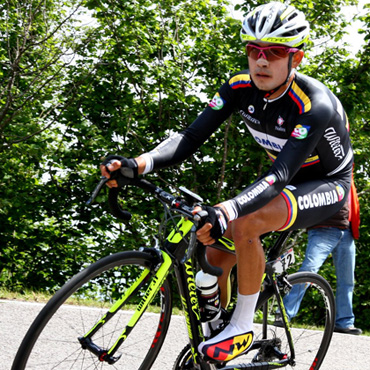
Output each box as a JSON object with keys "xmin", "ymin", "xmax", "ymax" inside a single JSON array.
[{"xmin": 12, "ymin": 175, "xmax": 335, "ymax": 370}]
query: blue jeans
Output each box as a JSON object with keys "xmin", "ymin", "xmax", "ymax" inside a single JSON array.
[{"xmin": 283, "ymin": 227, "xmax": 356, "ymax": 328}]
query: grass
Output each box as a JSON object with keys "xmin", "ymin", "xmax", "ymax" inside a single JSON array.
[
  {"xmin": 0, "ymin": 288, "xmax": 52, "ymax": 303},
  {"xmin": 0, "ymin": 288, "xmax": 184, "ymax": 315}
]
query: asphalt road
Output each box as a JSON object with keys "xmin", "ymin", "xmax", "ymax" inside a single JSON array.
[{"xmin": 2, "ymin": 299, "xmax": 369, "ymax": 370}]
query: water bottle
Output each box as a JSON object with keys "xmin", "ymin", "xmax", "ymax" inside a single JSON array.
[{"xmin": 196, "ymin": 270, "xmax": 221, "ymax": 323}]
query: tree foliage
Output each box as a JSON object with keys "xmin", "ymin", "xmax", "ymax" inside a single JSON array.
[{"xmin": 0, "ymin": 0, "xmax": 369, "ymax": 329}]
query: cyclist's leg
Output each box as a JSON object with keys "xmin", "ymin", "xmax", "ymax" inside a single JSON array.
[
  {"xmin": 199, "ymin": 195, "xmax": 289, "ymax": 362},
  {"xmin": 332, "ymin": 228, "xmax": 356, "ymax": 328},
  {"xmin": 199, "ymin": 177, "xmax": 350, "ymax": 362},
  {"xmin": 206, "ymin": 228, "xmax": 236, "ymax": 307}
]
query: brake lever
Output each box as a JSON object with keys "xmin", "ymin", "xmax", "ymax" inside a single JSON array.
[
  {"xmin": 86, "ymin": 176, "xmax": 109, "ymax": 205},
  {"xmin": 181, "ymin": 209, "xmax": 208, "ymax": 263},
  {"xmin": 181, "ymin": 225, "xmax": 198, "ymax": 264}
]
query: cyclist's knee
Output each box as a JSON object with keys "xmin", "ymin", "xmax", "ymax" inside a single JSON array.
[{"xmin": 231, "ymin": 214, "xmax": 266, "ymax": 243}]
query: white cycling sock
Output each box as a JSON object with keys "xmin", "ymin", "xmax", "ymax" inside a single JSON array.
[
  {"xmin": 199, "ymin": 291, "xmax": 259, "ymax": 348},
  {"xmin": 230, "ymin": 291, "xmax": 259, "ymax": 331}
]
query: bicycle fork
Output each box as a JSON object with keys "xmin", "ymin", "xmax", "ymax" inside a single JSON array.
[{"xmin": 78, "ymin": 249, "xmax": 173, "ymax": 364}]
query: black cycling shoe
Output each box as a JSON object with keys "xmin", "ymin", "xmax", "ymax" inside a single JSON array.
[
  {"xmin": 273, "ymin": 313, "xmax": 286, "ymax": 328},
  {"xmin": 334, "ymin": 326, "xmax": 362, "ymax": 335}
]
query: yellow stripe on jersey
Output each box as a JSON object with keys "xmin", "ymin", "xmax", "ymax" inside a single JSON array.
[
  {"xmin": 266, "ymin": 150, "xmax": 320, "ymax": 167},
  {"xmin": 289, "ymin": 81, "xmax": 312, "ymax": 114}
]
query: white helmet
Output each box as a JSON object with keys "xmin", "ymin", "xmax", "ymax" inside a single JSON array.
[{"xmin": 240, "ymin": 2, "xmax": 309, "ymax": 48}]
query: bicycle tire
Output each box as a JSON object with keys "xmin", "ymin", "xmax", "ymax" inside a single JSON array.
[
  {"xmin": 12, "ymin": 250, "xmax": 172, "ymax": 370},
  {"xmin": 283, "ymin": 271, "xmax": 335, "ymax": 369}
]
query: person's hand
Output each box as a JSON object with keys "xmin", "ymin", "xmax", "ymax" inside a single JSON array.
[
  {"xmin": 193, "ymin": 205, "xmax": 229, "ymax": 245},
  {"xmin": 100, "ymin": 155, "xmax": 138, "ymax": 188}
]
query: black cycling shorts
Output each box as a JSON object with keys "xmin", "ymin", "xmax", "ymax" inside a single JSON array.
[{"xmin": 278, "ymin": 174, "xmax": 351, "ymax": 231}]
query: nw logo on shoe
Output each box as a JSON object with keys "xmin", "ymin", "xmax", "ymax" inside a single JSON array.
[{"xmin": 205, "ymin": 331, "xmax": 253, "ymax": 362}]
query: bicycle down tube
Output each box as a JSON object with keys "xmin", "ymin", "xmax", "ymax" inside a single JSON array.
[{"xmin": 78, "ymin": 249, "xmax": 173, "ymax": 363}]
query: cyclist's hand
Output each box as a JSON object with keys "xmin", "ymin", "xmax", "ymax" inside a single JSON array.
[
  {"xmin": 193, "ymin": 205, "xmax": 229, "ymax": 245},
  {"xmin": 100, "ymin": 155, "xmax": 138, "ymax": 188}
]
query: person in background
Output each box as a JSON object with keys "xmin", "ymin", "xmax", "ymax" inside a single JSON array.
[{"xmin": 275, "ymin": 177, "xmax": 362, "ymax": 335}]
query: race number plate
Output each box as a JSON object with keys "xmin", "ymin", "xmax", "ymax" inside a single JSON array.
[{"xmin": 272, "ymin": 248, "xmax": 295, "ymax": 273}]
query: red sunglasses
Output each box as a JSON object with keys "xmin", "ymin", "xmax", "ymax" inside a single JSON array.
[{"xmin": 246, "ymin": 43, "xmax": 300, "ymax": 61}]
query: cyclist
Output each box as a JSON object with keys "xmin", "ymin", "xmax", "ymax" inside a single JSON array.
[{"xmin": 101, "ymin": 2, "xmax": 353, "ymax": 363}]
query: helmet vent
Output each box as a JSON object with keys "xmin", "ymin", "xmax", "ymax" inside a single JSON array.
[
  {"xmin": 258, "ymin": 16, "xmax": 268, "ymax": 33},
  {"xmin": 287, "ymin": 13, "xmax": 298, "ymax": 22}
]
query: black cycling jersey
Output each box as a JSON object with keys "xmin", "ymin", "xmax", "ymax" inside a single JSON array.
[{"xmin": 142, "ymin": 70, "xmax": 353, "ymax": 228}]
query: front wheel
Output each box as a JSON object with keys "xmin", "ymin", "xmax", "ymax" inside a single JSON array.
[{"xmin": 12, "ymin": 250, "xmax": 172, "ymax": 370}]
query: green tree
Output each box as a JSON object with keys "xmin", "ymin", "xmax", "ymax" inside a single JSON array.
[
  {"xmin": 0, "ymin": 0, "xmax": 369, "ymax": 331},
  {"xmin": 0, "ymin": 0, "xmax": 100, "ymax": 290}
]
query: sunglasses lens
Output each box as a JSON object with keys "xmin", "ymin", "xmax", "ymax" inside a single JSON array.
[
  {"xmin": 246, "ymin": 45, "xmax": 291, "ymax": 61},
  {"xmin": 246, "ymin": 45, "xmax": 259, "ymax": 59},
  {"xmin": 269, "ymin": 48, "xmax": 288, "ymax": 58}
]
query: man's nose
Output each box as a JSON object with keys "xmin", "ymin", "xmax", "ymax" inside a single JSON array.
[{"xmin": 256, "ymin": 56, "xmax": 269, "ymax": 67}]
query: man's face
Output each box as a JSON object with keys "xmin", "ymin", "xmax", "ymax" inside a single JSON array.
[{"xmin": 247, "ymin": 42, "xmax": 303, "ymax": 91}]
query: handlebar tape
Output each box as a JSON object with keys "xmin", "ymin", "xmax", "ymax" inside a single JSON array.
[
  {"xmin": 108, "ymin": 188, "xmax": 132, "ymax": 221},
  {"xmin": 196, "ymin": 243, "xmax": 223, "ymax": 277}
]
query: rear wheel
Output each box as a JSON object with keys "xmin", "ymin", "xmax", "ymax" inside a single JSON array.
[
  {"xmin": 278, "ymin": 272, "xmax": 335, "ymax": 369},
  {"xmin": 174, "ymin": 272, "xmax": 335, "ymax": 370},
  {"xmin": 12, "ymin": 251, "xmax": 172, "ymax": 370},
  {"xmin": 231, "ymin": 271, "xmax": 335, "ymax": 369}
]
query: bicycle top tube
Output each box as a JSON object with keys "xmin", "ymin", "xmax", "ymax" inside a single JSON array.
[
  {"xmin": 89, "ymin": 176, "xmax": 293, "ymax": 267},
  {"xmin": 210, "ymin": 230, "xmax": 292, "ymax": 265}
]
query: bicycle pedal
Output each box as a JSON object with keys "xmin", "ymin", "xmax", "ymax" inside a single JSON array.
[{"xmin": 252, "ymin": 338, "xmax": 286, "ymax": 363}]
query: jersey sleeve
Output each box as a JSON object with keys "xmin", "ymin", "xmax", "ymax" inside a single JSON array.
[{"xmin": 143, "ymin": 82, "xmax": 236, "ymax": 171}]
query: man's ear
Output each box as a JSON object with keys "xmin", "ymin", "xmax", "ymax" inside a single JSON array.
[{"xmin": 292, "ymin": 50, "xmax": 304, "ymax": 68}]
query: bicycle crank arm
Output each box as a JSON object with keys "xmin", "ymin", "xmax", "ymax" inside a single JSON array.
[{"xmin": 78, "ymin": 336, "xmax": 122, "ymax": 364}]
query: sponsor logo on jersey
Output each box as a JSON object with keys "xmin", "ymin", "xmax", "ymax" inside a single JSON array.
[
  {"xmin": 236, "ymin": 181, "xmax": 270, "ymax": 206},
  {"xmin": 297, "ymin": 184, "xmax": 345, "ymax": 210},
  {"xmin": 291, "ymin": 124, "xmax": 310, "ymax": 139},
  {"xmin": 336, "ymin": 184, "xmax": 345, "ymax": 201},
  {"xmin": 265, "ymin": 175, "xmax": 277, "ymax": 185},
  {"xmin": 254, "ymin": 136, "xmax": 285, "ymax": 151},
  {"xmin": 275, "ymin": 115, "xmax": 286, "ymax": 132},
  {"xmin": 209, "ymin": 93, "xmax": 225, "ymax": 110},
  {"xmin": 245, "ymin": 126, "xmax": 287, "ymax": 151},
  {"xmin": 275, "ymin": 126, "xmax": 286, "ymax": 132},
  {"xmin": 240, "ymin": 109, "xmax": 260, "ymax": 125},
  {"xmin": 248, "ymin": 105, "xmax": 255, "ymax": 114},
  {"xmin": 324, "ymin": 127, "xmax": 345, "ymax": 160}
]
